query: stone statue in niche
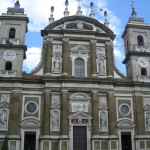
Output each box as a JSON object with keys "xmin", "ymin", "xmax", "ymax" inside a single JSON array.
[
  {"xmin": 53, "ymin": 55, "xmax": 61, "ymax": 72},
  {"xmin": 100, "ymin": 111, "xmax": 107, "ymax": 127},
  {"xmin": 0, "ymin": 110, "xmax": 7, "ymax": 127},
  {"xmin": 51, "ymin": 110, "xmax": 59, "ymax": 131},
  {"xmin": 146, "ymin": 110, "xmax": 150, "ymax": 131},
  {"xmin": 97, "ymin": 57, "xmax": 106, "ymax": 75},
  {"xmin": 99, "ymin": 110, "xmax": 108, "ymax": 132}
]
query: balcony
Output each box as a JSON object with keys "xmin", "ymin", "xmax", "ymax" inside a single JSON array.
[
  {"xmin": 135, "ymin": 46, "xmax": 150, "ymax": 53},
  {"xmin": 138, "ymin": 75, "xmax": 150, "ymax": 82},
  {"xmin": 0, "ymin": 70, "xmax": 16, "ymax": 77},
  {"xmin": 2, "ymin": 38, "xmax": 20, "ymax": 45}
]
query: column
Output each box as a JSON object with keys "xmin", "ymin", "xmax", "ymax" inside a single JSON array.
[
  {"xmin": 92, "ymin": 91, "xmax": 99, "ymax": 135},
  {"xmin": 62, "ymin": 38, "xmax": 69, "ymax": 76},
  {"xmin": 46, "ymin": 39, "xmax": 53, "ymax": 74},
  {"xmin": 61, "ymin": 90, "xmax": 68, "ymax": 136},
  {"xmin": 91, "ymin": 40, "xmax": 97, "ymax": 76},
  {"xmin": 106, "ymin": 41, "xmax": 114, "ymax": 77},
  {"xmin": 43, "ymin": 90, "xmax": 51, "ymax": 135}
]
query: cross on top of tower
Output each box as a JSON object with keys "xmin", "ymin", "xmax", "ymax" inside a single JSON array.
[{"xmin": 130, "ymin": 0, "xmax": 134, "ymax": 8}]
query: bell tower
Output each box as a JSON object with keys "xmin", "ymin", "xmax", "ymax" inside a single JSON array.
[
  {"xmin": 122, "ymin": 6, "xmax": 150, "ymax": 82},
  {"xmin": 0, "ymin": 0, "xmax": 28, "ymax": 77}
]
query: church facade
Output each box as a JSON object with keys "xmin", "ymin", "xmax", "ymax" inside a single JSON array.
[{"xmin": 0, "ymin": 1, "xmax": 150, "ymax": 150}]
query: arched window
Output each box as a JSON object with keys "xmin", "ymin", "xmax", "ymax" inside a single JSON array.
[
  {"xmin": 141, "ymin": 68, "xmax": 147, "ymax": 76},
  {"xmin": 5, "ymin": 62, "xmax": 12, "ymax": 70},
  {"xmin": 74, "ymin": 58, "xmax": 85, "ymax": 78},
  {"xmin": 127, "ymin": 40, "xmax": 129, "ymax": 52},
  {"xmin": 9, "ymin": 28, "xmax": 16, "ymax": 39},
  {"xmin": 137, "ymin": 35, "xmax": 144, "ymax": 46}
]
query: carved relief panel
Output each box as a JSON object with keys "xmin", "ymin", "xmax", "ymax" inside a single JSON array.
[
  {"xmin": 0, "ymin": 94, "xmax": 10, "ymax": 131},
  {"xmin": 52, "ymin": 45, "xmax": 62, "ymax": 74},
  {"xmin": 70, "ymin": 93, "xmax": 90, "ymax": 112},
  {"xmin": 0, "ymin": 103, "xmax": 10, "ymax": 131},
  {"xmin": 50, "ymin": 94, "xmax": 61, "ymax": 132},
  {"xmin": 1, "ymin": 94, "xmax": 10, "ymax": 103},
  {"xmin": 50, "ymin": 104, "xmax": 60, "ymax": 132},
  {"xmin": 98, "ymin": 97, "xmax": 108, "ymax": 132},
  {"xmin": 96, "ymin": 47, "xmax": 107, "ymax": 76},
  {"xmin": 143, "ymin": 98, "xmax": 150, "ymax": 132}
]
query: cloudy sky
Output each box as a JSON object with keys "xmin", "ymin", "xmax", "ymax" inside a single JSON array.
[{"xmin": 0, "ymin": 0, "xmax": 150, "ymax": 75}]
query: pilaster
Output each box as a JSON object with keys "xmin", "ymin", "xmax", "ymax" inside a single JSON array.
[
  {"xmin": 61, "ymin": 90, "xmax": 69, "ymax": 136},
  {"xmin": 62, "ymin": 38, "xmax": 69, "ymax": 76},
  {"xmin": 10, "ymin": 90, "xmax": 22, "ymax": 135},
  {"xmin": 46, "ymin": 39, "xmax": 53, "ymax": 74},
  {"xmin": 92, "ymin": 91, "xmax": 99, "ymax": 135},
  {"xmin": 134, "ymin": 94, "xmax": 144, "ymax": 135},
  {"xmin": 106, "ymin": 42, "xmax": 114, "ymax": 77},
  {"xmin": 91, "ymin": 40, "xmax": 97, "ymax": 76},
  {"xmin": 43, "ymin": 90, "xmax": 51, "ymax": 135},
  {"xmin": 108, "ymin": 92, "xmax": 117, "ymax": 135}
]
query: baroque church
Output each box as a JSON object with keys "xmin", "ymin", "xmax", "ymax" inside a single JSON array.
[{"xmin": 0, "ymin": 0, "xmax": 150, "ymax": 150}]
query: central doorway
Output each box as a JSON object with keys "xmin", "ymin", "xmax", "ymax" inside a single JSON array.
[
  {"xmin": 24, "ymin": 132, "xmax": 36, "ymax": 150},
  {"xmin": 73, "ymin": 126, "xmax": 87, "ymax": 150},
  {"xmin": 121, "ymin": 132, "xmax": 132, "ymax": 150}
]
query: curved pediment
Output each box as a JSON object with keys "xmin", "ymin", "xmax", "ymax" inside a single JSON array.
[
  {"xmin": 42, "ymin": 15, "xmax": 115, "ymax": 40},
  {"xmin": 20, "ymin": 119, "xmax": 41, "ymax": 128},
  {"xmin": 117, "ymin": 120, "xmax": 136, "ymax": 129},
  {"xmin": 70, "ymin": 92, "xmax": 90, "ymax": 100}
]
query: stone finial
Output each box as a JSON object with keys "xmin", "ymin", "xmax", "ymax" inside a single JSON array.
[
  {"xmin": 76, "ymin": 0, "xmax": 82, "ymax": 15},
  {"xmin": 89, "ymin": 2, "xmax": 95, "ymax": 18},
  {"xmin": 49, "ymin": 6, "xmax": 54, "ymax": 24},
  {"xmin": 64, "ymin": 0, "xmax": 69, "ymax": 17},
  {"xmin": 104, "ymin": 11, "xmax": 109, "ymax": 27}
]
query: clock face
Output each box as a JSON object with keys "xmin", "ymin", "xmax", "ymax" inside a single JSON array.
[
  {"xmin": 138, "ymin": 57, "xmax": 149, "ymax": 68},
  {"xmin": 3, "ymin": 50, "xmax": 16, "ymax": 61}
]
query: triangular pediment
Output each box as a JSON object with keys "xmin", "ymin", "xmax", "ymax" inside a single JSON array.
[
  {"xmin": 144, "ymin": 104, "xmax": 150, "ymax": 110},
  {"xmin": 117, "ymin": 120, "xmax": 136, "ymax": 129},
  {"xmin": 50, "ymin": 104, "xmax": 61, "ymax": 109},
  {"xmin": 20, "ymin": 119, "xmax": 41, "ymax": 128},
  {"xmin": 68, "ymin": 111, "xmax": 92, "ymax": 120},
  {"xmin": 70, "ymin": 92, "xmax": 90, "ymax": 100},
  {"xmin": 70, "ymin": 45, "xmax": 90, "ymax": 53},
  {"xmin": 0, "ymin": 103, "xmax": 9, "ymax": 108}
]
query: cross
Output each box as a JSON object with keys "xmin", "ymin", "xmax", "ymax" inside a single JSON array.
[
  {"xmin": 76, "ymin": 0, "xmax": 82, "ymax": 5},
  {"xmin": 130, "ymin": 0, "xmax": 134, "ymax": 8}
]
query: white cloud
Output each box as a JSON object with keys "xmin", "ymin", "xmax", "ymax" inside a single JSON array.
[
  {"xmin": 23, "ymin": 47, "xmax": 41, "ymax": 71},
  {"xmin": 0, "ymin": 0, "xmax": 122, "ymax": 34},
  {"xmin": 114, "ymin": 49, "xmax": 123, "ymax": 60}
]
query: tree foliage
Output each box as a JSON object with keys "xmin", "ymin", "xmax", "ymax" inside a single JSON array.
[{"xmin": 1, "ymin": 136, "xmax": 8, "ymax": 150}]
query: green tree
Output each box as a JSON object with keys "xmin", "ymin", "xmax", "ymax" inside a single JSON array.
[{"xmin": 1, "ymin": 136, "xmax": 8, "ymax": 150}]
